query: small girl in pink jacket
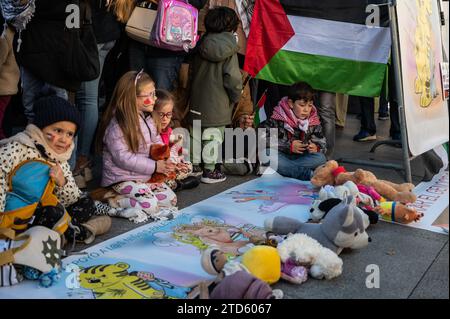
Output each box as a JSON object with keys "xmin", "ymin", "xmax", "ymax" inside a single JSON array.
[{"xmin": 96, "ymin": 71, "xmax": 177, "ymax": 220}]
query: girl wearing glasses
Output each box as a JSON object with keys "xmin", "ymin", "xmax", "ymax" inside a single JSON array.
[{"xmin": 153, "ymin": 89, "xmax": 199, "ymax": 191}]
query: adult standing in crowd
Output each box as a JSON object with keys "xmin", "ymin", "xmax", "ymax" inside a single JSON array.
[
  {"xmin": 0, "ymin": 0, "xmax": 32, "ymax": 139},
  {"xmin": 73, "ymin": 0, "xmax": 121, "ymax": 187},
  {"xmin": 17, "ymin": 0, "xmax": 99, "ymax": 122},
  {"xmin": 125, "ymin": 0, "xmax": 207, "ymax": 91}
]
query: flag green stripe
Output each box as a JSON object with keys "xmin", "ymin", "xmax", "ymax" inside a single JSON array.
[{"xmin": 256, "ymin": 50, "xmax": 387, "ymax": 97}]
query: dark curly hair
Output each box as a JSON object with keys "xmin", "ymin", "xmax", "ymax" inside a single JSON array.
[{"xmin": 204, "ymin": 6, "xmax": 240, "ymax": 33}]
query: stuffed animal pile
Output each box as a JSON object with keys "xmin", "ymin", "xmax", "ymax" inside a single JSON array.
[{"xmin": 310, "ymin": 160, "xmax": 422, "ymax": 225}]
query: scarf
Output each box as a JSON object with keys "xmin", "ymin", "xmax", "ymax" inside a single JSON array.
[
  {"xmin": 0, "ymin": 124, "xmax": 74, "ymax": 163},
  {"xmin": 0, "ymin": 0, "xmax": 35, "ymax": 51},
  {"xmin": 271, "ymin": 97, "xmax": 321, "ymax": 133}
]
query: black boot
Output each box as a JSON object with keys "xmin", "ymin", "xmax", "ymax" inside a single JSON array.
[{"xmin": 175, "ymin": 176, "xmax": 200, "ymax": 191}]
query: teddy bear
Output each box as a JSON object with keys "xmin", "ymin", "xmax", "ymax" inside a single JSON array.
[
  {"xmin": 266, "ymin": 196, "xmax": 371, "ymax": 255},
  {"xmin": 311, "ymin": 160, "xmax": 416, "ymax": 204},
  {"xmin": 277, "ymin": 233, "xmax": 343, "ymax": 280},
  {"xmin": 148, "ymin": 144, "xmax": 177, "ymax": 183},
  {"xmin": 374, "ymin": 202, "xmax": 424, "ymax": 224}
]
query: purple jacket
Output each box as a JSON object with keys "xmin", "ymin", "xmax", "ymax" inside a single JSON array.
[{"xmin": 101, "ymin": 114, "xmax": 163, "ymax": 187}]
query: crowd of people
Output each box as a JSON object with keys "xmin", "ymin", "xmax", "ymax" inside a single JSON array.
[{"xmin": 0, "ymin": 0, "xmax": 403, "ymax": 246}]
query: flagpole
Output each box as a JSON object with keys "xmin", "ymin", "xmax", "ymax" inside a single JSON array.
[{"xmin": 389, "ymin": 0, "xmax": 413, "ymax": 183}]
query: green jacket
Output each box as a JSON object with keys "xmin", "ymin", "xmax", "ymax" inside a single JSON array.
[{"xmin": 190, "ymin": 32, "xmax": 243, "ymax": 127}]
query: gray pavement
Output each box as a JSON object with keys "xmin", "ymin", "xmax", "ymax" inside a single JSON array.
[{"xmin": 76, "ymin": 114, "xmax": 448, "ymax": 299}]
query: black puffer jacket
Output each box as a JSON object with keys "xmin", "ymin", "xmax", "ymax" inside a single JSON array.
[{"xmin": 17, "ymin": 0, "xmax": 99, "ymax": 91}]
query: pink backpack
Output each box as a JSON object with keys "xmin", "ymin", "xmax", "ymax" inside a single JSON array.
[{"xmin": 150, "ymin": 0, "xmax": 199, "ymax": 52}]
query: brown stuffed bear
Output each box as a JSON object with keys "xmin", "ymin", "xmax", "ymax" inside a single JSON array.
[
  {"xmin": 148, "ymin": 144, "xmax": 177, "ymax": 183},
  {"xmin": 374, "ymin": 202, "xmax": 423, "ymax": 224},
  {"xmin": 311, "ymin": 160, "xmax": 416, "ymax": 203}
]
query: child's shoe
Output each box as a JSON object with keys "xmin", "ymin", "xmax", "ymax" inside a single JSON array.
[
  {"xmin": 189, "ymin": 165, "xmax": 203, "ymax": 177},
  {"xmin": 175, "ymin": 176, "xmax": 200, "ymax": 191},
  {"xmin": 74, "ymin": 173, "xmax": 87, "ymax": 189},
  {"xmin": 201, "ymin": 169, "xmax": 227, "ymax": 184}
]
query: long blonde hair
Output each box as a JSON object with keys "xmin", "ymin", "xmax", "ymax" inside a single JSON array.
[
  {"xmin": 107, "ymin": 0, "xmax": 136, "ymax": 23},
  {"xmin": 96, "ymin": 71, "xmax": 154, "ymax": 154}
]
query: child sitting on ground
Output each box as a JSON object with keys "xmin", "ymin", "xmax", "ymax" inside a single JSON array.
[
  {"xmin": 0, "ymin": 93, "xmax": 111, "ymax": 245},
  {"xmin": 96, "ymin": 71, "xmax": 177, "ymax": 221},
  {"xmin": 154, "ymin": 89, "xmax": 199, "ymax": 191},
  {"xmin": 259, "ymin": 82, "xmax": 327, "ymax": 180}
]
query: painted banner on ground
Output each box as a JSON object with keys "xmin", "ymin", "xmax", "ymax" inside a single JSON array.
[
  {"xmin": 397, "ymin": 0, "xmax": 449, "ymax": 156},
  {"xmin": 0, "ymin": 173, "xmax": 316, "ymax": 299},
  {"xmin": 407, "ymin": 170, "xmax": 449, "ymax": 234}
]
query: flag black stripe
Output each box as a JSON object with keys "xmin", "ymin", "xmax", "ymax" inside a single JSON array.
[{"xmin": 280, "ymin": 0, "xmax": 390, "ymax": 27}]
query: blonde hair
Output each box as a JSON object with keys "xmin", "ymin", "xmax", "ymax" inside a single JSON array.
[
  {"xmin": 108, "ymin": 0, "xmax": 136, "ymax": 23},
  {"xmin": 96, "ymin": 71, "xmax": 155, "ymax": 154}
]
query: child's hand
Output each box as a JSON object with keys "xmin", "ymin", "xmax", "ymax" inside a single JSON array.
[
  {"xmin": 49, "ymin": 164, "xmax": 66, "ymax": 187},
  {"xmin": 239, "ymin": 114, "xmax": 254, "ymax": 130},
  {"xmin": 308, "ymin": 142, "xmax": 319, "ymax": 153},
  {"xmin": 291, "ymin": 140, "xmax": 308, "ymax": 154},
  {"xmin": 156, "ymin": 160, "xmax": 176, "ymax": 176}
]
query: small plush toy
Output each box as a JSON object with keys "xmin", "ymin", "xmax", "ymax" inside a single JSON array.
[
  {"xmin": 201, "ymin": 245, "xmax": 281, "ymax": 284},
  {"xmin": 266, "ymin": 196, "xmax": 371, "ymax": 255},
  {"xmin": 313, "ymin": 198, "xmax": 379, "ymax": 225},
  {"xmin": 194, "ymin": 271, "xmax": 283, "ymax": 299},
  {"xmin": 357, "ymin": 184, "xmax": 385, "ymax": 203},
  {"xmin": 277, "ymin": 233, "xmax": 343, "ymax": 280},
  {"xmin": 280, "ymin": 258, "xmax": 308, "ymax": 284},
  {"xmin": 374, "ymin": 202, "xmax": 424, "ymax": 224},
  {"xmin": 311, "ymin": 160, "xmax": 416, "ymax": 203},
  {"xmin": 148, "ymin": 144, "xmax": 177, "ymax": 183},
  {"xmin": 319, "ymin": 181, "xmax": 374, "ymax": 207}
]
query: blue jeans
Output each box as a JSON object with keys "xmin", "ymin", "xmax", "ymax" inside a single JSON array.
[
  {"xmin": 277, "ymin": 151, "xmax": 327, "ymax": 181},
  {"xmin": 128, "ymin": 40, "xmax": 184, "ymax": 91},
  {"xmin": 74, "ymin": 41, "xmax": 115, "ymax": 160},
  {"xmin": 21, "ymin": 67, "xmax": 68, "ymax": 122}
]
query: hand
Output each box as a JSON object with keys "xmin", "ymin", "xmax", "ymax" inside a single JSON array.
[
  {"xmin": 291, "ymin": 140, "xmax": 308, "ymax": 154},
  {"xmin": 308, "ymin": 142, "xmax": 319, "ymax": 153},
  {"xmin": 156, "ymin": 159, "xmax": 176, "ymax": 175},
  {"xmin": 49, "ymin": 164, "xmax": 66, "ymax": 187},
  {"xmin": 239, "ymin": 114, "xmax": 254, "ymax": 130}
]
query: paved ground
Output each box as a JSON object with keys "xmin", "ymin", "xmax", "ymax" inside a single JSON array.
[{"xmin": 75, "ymin": 114, "xmax": 449, "ymax": 299}]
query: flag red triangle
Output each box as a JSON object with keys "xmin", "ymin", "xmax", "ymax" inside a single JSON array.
[{"xmin": 244, "ymin": 0, "xmax": 295, "ymax": 77}]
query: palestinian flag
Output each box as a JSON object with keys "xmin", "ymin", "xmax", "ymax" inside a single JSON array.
[
  {"xmin": 254, "ymin": 89, "xmax": 267, "ymax": 127},
  {"xmin": 244, "ymin": 0, "xmax": 391, "ymax": 97}
]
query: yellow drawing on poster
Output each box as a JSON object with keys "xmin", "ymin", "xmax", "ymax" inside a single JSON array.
[{"xmin": 414, "ymin": 0, "xmax": 439, "ymax": 107}]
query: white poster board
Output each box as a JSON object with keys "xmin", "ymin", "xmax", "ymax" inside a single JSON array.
[{"xmin": 397, "ymin": 0, "xmax": 449, "ymax": 156}]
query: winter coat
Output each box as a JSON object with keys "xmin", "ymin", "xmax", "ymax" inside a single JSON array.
[
  {"xmin": 190, "ymin": 32, "xmax": 242, "ymax": 127},
  {"xmin": 259, "ymin": 119, "xmax": 327, "ymax": 155},
  {"xmin": 92, "ymin": 0, "xmax": 121, "ymax": 44},
  {"xmin": 0, "ymin": 125, "xmax": 81, "ymax": 212},
  {"xmin": 0, "ymin": 26, "xmax": 19, "ymax": 95},
  {"xmin": 17, "ymin": 0, "xmax": 98, "ymax": 91},
  {"xmin": 101, "ymin": 114, "xmax": 163, "ymax": 187}
]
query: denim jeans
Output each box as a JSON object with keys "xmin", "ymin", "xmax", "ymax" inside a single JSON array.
[
  {"xmin": 74, "ymin": 41, "xmax": 116, "ymax": 160},
  {"xmin": 128, "ymin": 40, "xmax": 184, "ymax": 91},
  {"xmin": 21, "ymin": 67, "xmax": 68, "ymax": 122},
  {"xmin": 316, "ymin": 92, "xmax": 336, "ymax": 159},
  {"xmin": 277, "ymin": 151, "xmax": 327, "ymax": 181}
]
